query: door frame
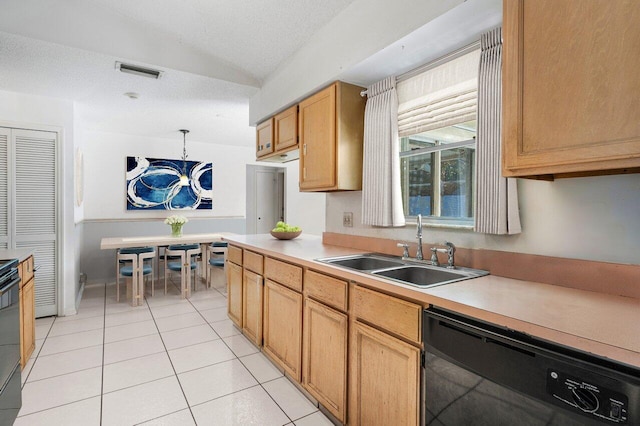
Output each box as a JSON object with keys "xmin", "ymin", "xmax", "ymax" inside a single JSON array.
[
  {"xmin": 1, "ymin": 119, "xmax": 63, "ymax": 317},
  {"xmin": 246, "ymin": 164, "xmax": 286, "ymax": 234}
]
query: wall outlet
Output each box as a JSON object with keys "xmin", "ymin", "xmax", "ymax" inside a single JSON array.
[{"xmin": 343, "ymin": 212, "xmax": 353, "ymax": 227}]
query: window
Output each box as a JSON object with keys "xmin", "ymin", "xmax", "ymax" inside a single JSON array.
[
  {"xmin": 400, "ymin": 121, "xmax": 475, "ymax": 225},
  {"xmin": 396, "ymin": 45, "xmax": 480, "ymax": 226}
]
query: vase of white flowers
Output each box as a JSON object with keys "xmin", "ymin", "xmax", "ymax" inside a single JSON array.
[{"xmin": 165, "ymin": 215, "xmax": 188, "ymax": 237}]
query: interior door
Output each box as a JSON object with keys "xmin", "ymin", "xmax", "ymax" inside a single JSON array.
[
  {"xmin": 255, "ymin": 169, "xmax": 278, "ymax": 233},
  {"xmin": 2, "ymin": 127, "xmax": 58, "ymax": 318},
  {"xmin": 0, "ymin": 128, "xmax": 9, "ymax": 250}
]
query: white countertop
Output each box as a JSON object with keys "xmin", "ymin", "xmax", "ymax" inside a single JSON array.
[{"xmin": 0, "ymin": 248, "xmax": 34, "ymax": 263}]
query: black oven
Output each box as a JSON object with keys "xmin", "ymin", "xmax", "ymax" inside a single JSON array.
[
  {"xmin": 0, "ymin": 259, "xmax": 21, "ymax": 426},
  {"xmin": 424, "ymin": 307, "xmax": 640, "ymax": 425}
]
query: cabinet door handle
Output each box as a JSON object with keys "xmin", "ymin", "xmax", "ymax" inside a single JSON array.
[{"xmin": 303, "ymin": 144, "xmax": 307, "ymax": 155}]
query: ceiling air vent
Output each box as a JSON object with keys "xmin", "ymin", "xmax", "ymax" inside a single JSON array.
[{"xmin": 115, "ymin": 62, "xmax": 163, "ymax": 79}]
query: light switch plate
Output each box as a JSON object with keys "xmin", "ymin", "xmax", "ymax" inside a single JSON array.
[{"xmin": 343, "ymin": 212, "xmax": 353, "ymax": 227}]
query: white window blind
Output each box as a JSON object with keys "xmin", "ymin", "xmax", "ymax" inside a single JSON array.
[{"xmin": 397, "ymin": 48, "xmax": 480, "ymax": 137}]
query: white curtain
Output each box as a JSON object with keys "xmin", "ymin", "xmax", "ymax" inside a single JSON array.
[
  {"xmin": 475, "ymin": 27, "xmax": 521, "ymax": 235},
  {"xmin": 361, "ymin": 77, "xmax": 405, "ymax": 227}
]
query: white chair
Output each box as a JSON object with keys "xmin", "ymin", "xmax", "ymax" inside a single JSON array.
[
  {"xmin": 116, "ymin": 247, "xmax": 155, "ymax": 305},
  {"xmin": 207, "ymin": 242, "xmax": 228, "ymax": 288},
  {"xmin": 164, "ymin": 244, "xmax": 201, "ymax": 298}
]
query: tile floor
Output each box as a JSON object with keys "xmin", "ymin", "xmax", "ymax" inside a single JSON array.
[{"xmin": 16, "ymin": 274, "xmax": 334, "ymax": 426}]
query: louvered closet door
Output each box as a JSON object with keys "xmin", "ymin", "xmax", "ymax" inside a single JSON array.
[
  {"xmin": 13, "ymin": 129, "xmax": 58, "ymax": 317},
  {"xmin": 0, "ymin": 128, "xmax": 9, "ymax": 250},
  {"xmin": 0, "ymin": 127, "xmax": 11, "ymax": 249}
]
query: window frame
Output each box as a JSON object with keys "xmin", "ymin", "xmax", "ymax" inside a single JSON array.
[{"xmin": 400, "ymin": 136, "xmax": 476, "ymax": 229}]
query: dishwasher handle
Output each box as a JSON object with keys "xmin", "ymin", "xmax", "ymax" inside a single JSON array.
[{"xmin": 424, "ymin": 307, "xmax": 539, "ymax": 355}]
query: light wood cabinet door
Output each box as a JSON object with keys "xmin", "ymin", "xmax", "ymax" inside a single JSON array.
[
  {"xmin": 274, "ymin": 105, "xmax": 298, "ymax": 152},
  {"xmin": 302, "ymin": 298, "xmax": 348, "ymax": 423},
  {"xmin": 227, "ymin": 245, "xmax": 243, "ymax": 265},
  {"xmin": 299, "ymin": 84, "xmax": 337, "ymax": 190},
  {"xmin": 256, "ymin": 118, "xmax": 274, "ymax": 158},
  {"xmin": 19, "ymin": 255, "xmax": 34, "ymax": 286},
  {"xmin": 349, "ymin": 321, "xmax": 420, "ymax": 426},
  {"xmin": 298, "ymin": 81, "xmax": 365, "ymax": 191},
  {"xmin": 20, "ymin": 277, "xmax": 35, "ymax": 369},
  {"xmin": 352, "ymin": 285, "xmax": 421, "ymax": 344},
  {"xmin": 264, "ymin": 257, "xmax": 302, "ymax": 292},
  {"xmin": 243, "ymin": 250, "xmax": 264, "ymax": 275},
  {"xmin": 242, "ymin": 269, "xmax": 263, "ymax": 346},
  {"xmin": 503, "ymin": 0, "xmax": 640, "ymax": 178},
  {"xmin": 226, "ymin": 261, "xmax": 243, "ymax": 329},
  {"xmin": 304, "ymin": 270, "xmax": 348, "ymax": 311},
  {"xmin": 263, "ymin": 280, "xmax": 302, "ymax": 381}
]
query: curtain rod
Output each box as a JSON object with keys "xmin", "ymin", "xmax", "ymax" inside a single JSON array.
[{"xmin": 360, "ymin": 40, "xmax": 481, "ymax": 97}]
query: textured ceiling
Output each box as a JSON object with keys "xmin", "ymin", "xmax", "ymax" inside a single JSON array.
[
  {"xmin": 0, "ymin": 31, "xmax": 258, "ymax": 145},
  {"xmin": 0, "ymin": 0, "xmax": 499, "ymax": 145},
  {"xmin": 83, "ymin": 0, "xmax": 357, "ymax": 82},
  {"xmin": 0, "ymin": 0, "xmax": 356, "ymax": 144}
]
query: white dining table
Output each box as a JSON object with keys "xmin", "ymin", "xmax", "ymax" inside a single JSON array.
[
  {"xmin": 100, "ymin": 232, "xmax": 234, "ymax": 250},
  {"xmin": 101, "ymin": 232, "xmax": 234, "ymax": 305}
]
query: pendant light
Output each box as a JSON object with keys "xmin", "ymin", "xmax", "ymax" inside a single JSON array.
[{"xmin": 179, "ymin": 129, "xmax": 190, "ymax": 187}]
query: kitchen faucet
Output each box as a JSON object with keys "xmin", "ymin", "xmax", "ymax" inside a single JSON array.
[
  {"xmin": 430, "ymin": 241, "xmax": 456, "ymax": 268},
  {"xmin": 416, "ymin": 214, "xmax": 424, "ymax": 260}
]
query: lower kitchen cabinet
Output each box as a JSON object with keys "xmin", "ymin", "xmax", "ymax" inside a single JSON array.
[
  {"xmin": 20, "ymin": 279, "xmax": 35, "ymax": 369},
  {"xmin": 226, "ymin": 260, "xmax": 243, "ymax": 328},
  {"xmin": 224, "ymin": 246, "xmax": 426, "ymax": 426},
  {"xmin": 242, "ymin": 269, "xmax": 263, "ymax": 346},
  {"xmin": 263, "ymin": 279, "xmax": 303, "ymax": 380},
  {"xmin": 302, "ymin": 297, "xmax": 348, "ymax": 423},
  {"xmin": 349, "ymin": 321, "xmax": 421, "ymax": 426},
  {"xmin": 19, "ymin": 255, "xmax": 36, "ymax": 369}
]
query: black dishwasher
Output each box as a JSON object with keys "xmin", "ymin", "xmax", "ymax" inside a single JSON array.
[{"xmin": 423, "ymin": 308, "xmax": 640, "ymax": 425}]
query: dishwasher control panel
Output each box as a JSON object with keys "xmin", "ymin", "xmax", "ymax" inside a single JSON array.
[{"xmin": 547, "ymin": 369, "xmax": 629, "ymax": 423}]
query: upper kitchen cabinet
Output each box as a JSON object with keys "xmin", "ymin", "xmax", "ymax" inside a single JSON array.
[
  {"xmin": 274, "ymin": 105, "xmax": 298, "ymax": 153},
  {"xmin": 256, "ymin": 106, "xmax": 300, "ymax": 162},
  {"xmin": 299, "ymin": 82, "xmax": 365, "ymax": 191},
  {"xmin": 502, "ymin": 0, "xmax": 640, "ymax": 179},
  {"xmin": 256, "ymin": 118, "xmax": 274, "ymax": 158}
]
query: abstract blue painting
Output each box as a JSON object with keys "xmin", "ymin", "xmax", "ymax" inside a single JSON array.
[{"xmin": 126, "ymin": 156, "xmax": 213, "ymax": 210}]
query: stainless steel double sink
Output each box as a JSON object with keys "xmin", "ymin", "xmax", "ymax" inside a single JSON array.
[{"xmin": 316, "ymin": 253, "xmax": 488, "ymax": 289}]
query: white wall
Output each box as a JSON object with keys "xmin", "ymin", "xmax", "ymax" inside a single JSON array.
[
  {"xmin": 80, "ymin": 129, "xmax": 325, "ymax": 231},
  {"xmin": 82, "ymin": 130, "xmax": 254, "ymax": 220},
  {"xmin": 283, "ymin": 160, "xmax": 326, "ymax": 236},
  {"xmin": 0, "ymin": 89, "xmax": 78, "ymax": 315},
  {"xmin": 326, "ymin": 175, "xmax": 640, "ymax": 265}
]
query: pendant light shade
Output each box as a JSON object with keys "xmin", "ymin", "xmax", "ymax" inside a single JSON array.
[{"xmin": 179, "ymin": 129, "xmax": 190, "ymax": 187}]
